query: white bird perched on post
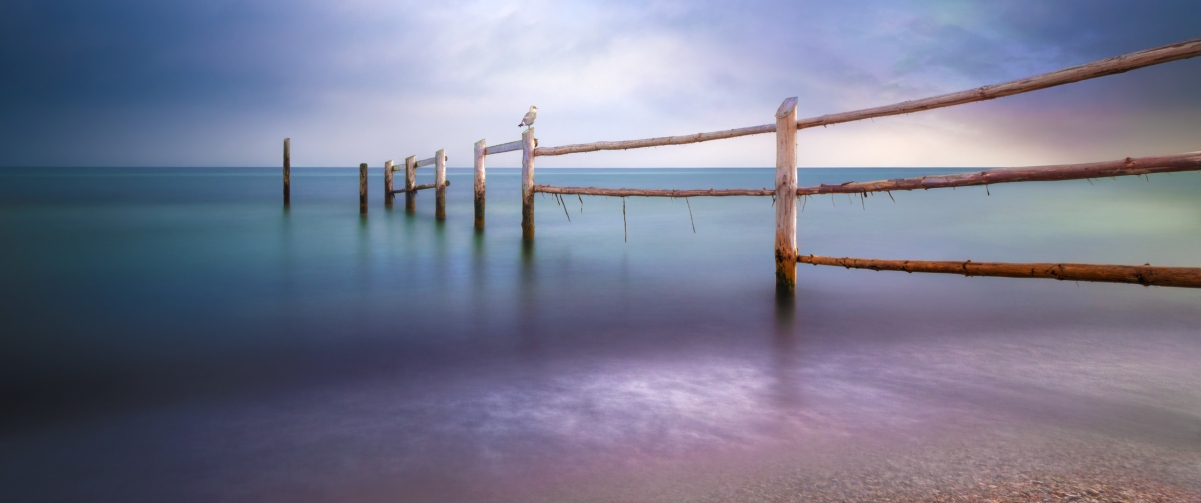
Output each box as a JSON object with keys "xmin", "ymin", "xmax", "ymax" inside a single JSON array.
[{"xmin": 518, "ymin": 106, "xmax": 537, "ymax": 129}]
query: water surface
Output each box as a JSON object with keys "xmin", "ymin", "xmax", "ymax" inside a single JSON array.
[{"xmin": 1, "ymin": 167, "xmax": 1199, "ymax": 502}]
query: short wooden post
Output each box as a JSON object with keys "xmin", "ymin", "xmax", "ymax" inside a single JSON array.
[
  {"xmin": 404, "ymin": 155, "xmax": 417, "ymax": 213},
  {"xmin": 521, "ymin": 128, "xmax": 535, "ymax": 240},
  {"xmin": 435, "ymin": 148, "xmax": 447, "ymax": 220},
  {"xmin": 384, "ymin": 159, "xmax": 394, "ymax": 208},
  {"xmin": 359, "ymin": 162, "xmax": 368, "ymax": 215},
  {"xmin": 774, "ymin": 97, "xmax": 799, "ymax": 294},
  {"xmin": 474, "ymin": 139, "xmax": 486, "ymax": 229},
  {"xmin": 283, "ymin": 138, "xmax": 291, "ymax": 206}
]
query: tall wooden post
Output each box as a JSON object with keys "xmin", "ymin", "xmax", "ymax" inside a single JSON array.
[
  {"xmin": 283, "ymin": 138, "xmax": 291, "ymax": 206},
  {"xmin": 404, "ymin": 155, "xmax": 417, "ymax": 213},
  {"xmin": 359, "ymin": 163, "xmax": 368, "ymax": 215},
  {"xmin": 774, "ymin": 97, "xmax": 799, "ymax": 294},
  {"xmin": 521, "ymin": 128, "xmax": 536, "ymax": 240},
  {"xmin": 474, "ymin": 140, "xmax": 486, "ymax": 230},
  {"xmin": 383, "ymin": 159, "xmax": 394, "ymax": 208},
  {"xmin": 435, "ymin": 148, "xmax": 447, "ymax": 220}
]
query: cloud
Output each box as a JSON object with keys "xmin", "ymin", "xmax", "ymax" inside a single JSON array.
[{"xmin": 0, "ymin": 0, "xmax": 1198, "ymax": 167}]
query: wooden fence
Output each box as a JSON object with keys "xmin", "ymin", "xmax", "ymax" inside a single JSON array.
[
  {"xmin": 472, "ymin": 137, "xmax": 537, "ymax": 230},
  {"xmin": 519, "ymin": 36, "xmax": 1201, "ymax": 293},
  {"xmin": 377, "ymin": 150, "xmax": 450, "ymax": 218},
  {"xmin": 281, "ymin": 37, "xmax": 1201, "ymax": 293}
]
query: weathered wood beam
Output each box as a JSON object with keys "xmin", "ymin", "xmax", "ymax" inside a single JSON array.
[
  {"xmin": 797, "ymin": 151, "xmax": 1201, "ymax": 196},
  {"xmin": 358, "ymin": 163, "xmax": 368, "ymax": 215},
  {"xmin": 283, "ymin": 138, "xmax": 290, "ymax": 206},
  {"xmin": 415, "ymin": 157, "xmax": 436, "ymax": 168},
  {"xmin": 534, "ymin": 151, "xmax": 1201, "ymax": 198},
  {"xmin": 533, "ymin": 124, "xmax": 776, "ymax": 157},
  {"xmin": 435, "ymin": 148, "xmax": 447, "ymax": 220},
  {"xmin": 474, "ymin": 140, "xmax": 486, "ymax": 229},
  {"xmin": 484, "ymin": 140, "xmax": 523, "ymax": 155},
  {"xmin": 532, "ymin": 185, "xmax": 772, "ymax": 197},
  {"xmin": 796, "ymin": 37, "xmax": 1201, "ymax": 131},
  {"xmin": 775, "ymin": 97, "xmax": 799, "ymax": 293},
  {"xmin": 521, "ymin": 128, "xmax": 536, "ymax": 241},
  {"xmin": 389, "ymin": 181, "xmax": 447, "ymax": 194},
  {"xmin": 404, "ymin": 155, "xmax": 417, "ymax": 213},
  {"xmin": 531, "ymin": 37, "xmax": 1201, "ymax": 158},
  {"xmin": 383, "ymin": 159, "xmax": 394, "ymax": 208},
  {"xmin": 797, "ymin": 255, "xmax": 1201, "ymax": 289}
]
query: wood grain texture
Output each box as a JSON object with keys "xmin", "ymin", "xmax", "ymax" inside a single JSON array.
[
  {"xmin": 795, "ymin": 151, "xmax": 1201, "ymax": 196},
  {"xmin": 533, "ymin": 151, "xmax": 1201, "ymax": 198},
  {"xmin": 534, "ymin": 186, "xmax": 772, "ymax": 197},
  {"xmin": 775, "ymin": 98, "xmax": 799, "ymax": 293},
  {"xmin": 474, "ymin": 140, "xmax": 486, "ymax": 228},
  {"xmin": 283, "ymin": 138, "xmax": 290, "ymax": 206},
  {"xmin": 521, "ymin": 128, "xmax": 536, "ymax": 241},
  {"xmin": 415, "ymin": 157, "xmax": 436, "ymax": 168},
  {"xmin": 435, "ymin": 148, "xmax": 447, "ymax": 220},
  {"xmin": 797, "ymin": 255, "xmax": 1201, "ymax": 288},
  {"xmin": 390, "ymin": 181, "xmax": 445, "ymax": 194},
  {"xmin": 531, "ymin": 37, "xmax": 1201, "ymax": 158},
  {"xmin": 795, "ymin": 37, "xmax": 1201, "ymax": 131},
  {"xmin": 404, "ymin": 155, "xmax": 417, "ymax": 213},
  {"xmin": 484, "ymin": 140, "xmax": 523, "ymax": 155},
  {"xmin": 359, "ymin": 163, "xmax": 368, "ymax": 215},
  {"xmin": 384, "ymin": 159, "xmax": 394, "ymax": 206}
]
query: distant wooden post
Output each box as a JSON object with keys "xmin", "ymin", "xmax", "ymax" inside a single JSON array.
[
  {"xmin": 474, "ymin": 139, "xmax": 486, "ymax": 229},
  {"xmin": 384, "ymin": 159, "xmax": 394, "ymax": 208},
  {"xmin": 359, "ymin": 163, "xmax": 368, "ymax": 215},
  {"xmin": 404, "ymin": 155, "xmax": 417, "ymax": 213},
  {"xmin": 435, "ymin": 148, "xmax": 447, "ymax": 220},
  {"xmin": 521, "ymin": 128, "xmax": 536, "ymax": 240},
  {"xmin": 283, "ymin": 138, "xmax": 291, "ymax": 206},
  {"xmin": 774, "ymin": 97, "xmax": 799, "ymax": 294}
]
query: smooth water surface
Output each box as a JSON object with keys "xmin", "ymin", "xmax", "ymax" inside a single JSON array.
[{"xmin": 1, "ymin": 167, "xmax": 1199, "ymax": 502}]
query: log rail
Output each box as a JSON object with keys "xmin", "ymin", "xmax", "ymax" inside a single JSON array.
[
  {"xmin": 530, "ymin": 151, "xmax": 1201, "ymax": 198},
  {"xmin": 798, "ymin": 255, "xmax": 1201, "ymax": 289},
  {"xmin": 532, "ymin": 37, "xmax": 1201, "ymax": 157},
  {"xmin": 389, "ymin": 180, "xmax": 448, "ymax": 194}
]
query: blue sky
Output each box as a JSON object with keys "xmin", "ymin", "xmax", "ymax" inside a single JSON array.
[{"xmin": 1, "ymin": 0, "xmax": 1198, "ymax": 167}]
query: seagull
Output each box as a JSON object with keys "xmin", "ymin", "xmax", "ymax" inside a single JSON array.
[{"xmin": 518, "ymin": 106, "xmax": 538, "ymax": 129}]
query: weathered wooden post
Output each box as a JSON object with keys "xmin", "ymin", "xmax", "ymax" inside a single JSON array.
[
  {"xmin": 521, "ymin": 128, "xmax": 535, "ymax": 240},
  {"xmin": 474, "ymin": 139, "xmax": 486, "ymax": 229},
  {"xmin": 775, "ymin": 97, "xmax": 799, "ymax": 294},
  {"xmin": 435, "ymin": 148, "xmax": 447, "ymax": 220},
  {"xmin": 359, "ymin": 162, "xmax": 368, "ymax": 215},
  {"xmin": 384, "ymin": 159, "xmax": 394, "ymax": 208},
  {"xmin": 404, "ymin": 155, "xmax": 417, "ymax": 213},
  {"xmin": 283, "ymin": 138, "xmax": 291, "ymax": 206}
]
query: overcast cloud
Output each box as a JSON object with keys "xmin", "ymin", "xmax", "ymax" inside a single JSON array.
[{"xmin": 1, "ymin": 0, "xmax": 1198, "ymax": 167}]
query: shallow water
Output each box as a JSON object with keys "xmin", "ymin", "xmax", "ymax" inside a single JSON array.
[{"xmin": 1, "ymin": 167, "xmax": 1199, "ymax": 502}]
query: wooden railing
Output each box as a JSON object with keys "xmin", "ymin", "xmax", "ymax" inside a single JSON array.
[
  {"xmin": 511, "ymin": 37, "xmax": 1201, "ymax": 293},
  {"xmin": 382, "ymin": 150, "xmax": 450, "ymax": 218}
]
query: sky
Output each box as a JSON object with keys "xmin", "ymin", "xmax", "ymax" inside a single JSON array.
[{"xmin": 1, "ymin": 0, "xmax": 1198, "ymax": 168}]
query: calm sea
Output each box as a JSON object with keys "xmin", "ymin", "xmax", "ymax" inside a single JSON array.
[{"xmin": 1, "ymin": 167, "xmax": 1199, "ymax": 501}]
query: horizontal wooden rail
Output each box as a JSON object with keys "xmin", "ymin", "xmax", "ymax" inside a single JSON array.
[
  {"xmin": 532, "ymin": 37, "xmax": 1201, "ymax": 157},
  {"xmin": 534, "ymin": 124, "xmax": 777, "ymax": 157},
  {"xmin": 795, "ymin": 37, "xmax": 1201, "ymax": 130},
  {"xmin": 390, "ymin": 180, "xmax": 449, "ymax": 194},
  {"xmin": 798, "ymin": 151, "xmax": 1201, "ymax": 196},
  {"xmin": 528, "ymin": 151, "xmax": 1201, "ymax": 198},
  {"xmin": 533, "ymin": 185, "xmax": 772, "ymax": 197},
  {"xmin": 797, "ymin": 255, "xmax": 1201, "ymax": 288},
  {"xmin": 485, "ymin": 138, "xmax": 538, "ymax": 156},
  {"xmin": 484, "ymin": 140, "xmax": 524, "ymax": 155},
  {"xmin": 414, "ymin": 157, "xmax": 436, "ymax": 168}
]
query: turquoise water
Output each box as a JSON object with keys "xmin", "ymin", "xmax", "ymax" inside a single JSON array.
[{"xmin": 1, "ymin": 167, "xmax": 1199, "ymax": 501}]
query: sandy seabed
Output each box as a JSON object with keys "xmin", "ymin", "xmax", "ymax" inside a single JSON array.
[{"xmin": 507, "ymin": 426, "xmax": 1201, "ymax": 503}]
